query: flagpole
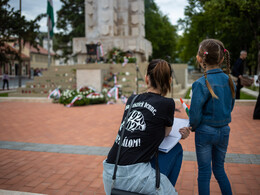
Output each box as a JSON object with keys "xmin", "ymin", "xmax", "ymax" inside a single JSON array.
[{"xmin": 47, "ymin": 20, "xmax": 51, "ymax": 68}]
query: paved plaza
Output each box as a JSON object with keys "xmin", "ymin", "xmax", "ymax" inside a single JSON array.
[{"xmin": 0, "ymin": 100, "xmax": 259, "ymax": 195}]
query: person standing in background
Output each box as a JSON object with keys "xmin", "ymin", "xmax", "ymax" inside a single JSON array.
[
  {"xmin": 253, "ymin": 75, "xmax": 260, "ymax": 119},
  {"xmin": 2, "ymin": 71, "xmax": 9, "ymax": 90},
  {"xmin": 232, "ymin": 50, "xmax": 247, "ymax": 99}
]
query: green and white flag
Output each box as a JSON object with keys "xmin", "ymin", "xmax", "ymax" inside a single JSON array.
[{"xmin": 47, "ymin": 0, "xmax": 55, "ymax": 38}]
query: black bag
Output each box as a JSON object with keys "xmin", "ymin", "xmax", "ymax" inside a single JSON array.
[{"xmin": 111, "ymin": 95, "xmax": 160, "ymax": 195}]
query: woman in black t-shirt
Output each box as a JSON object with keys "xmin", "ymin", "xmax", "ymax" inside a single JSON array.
[{"xmin": 103, "ymin": 59, "xmax": 191, "ymax": 195}]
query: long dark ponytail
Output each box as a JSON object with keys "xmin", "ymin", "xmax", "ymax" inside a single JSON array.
[{"xmin": 147, "ymin": 59, "xmax": 172, "ymax": 96}]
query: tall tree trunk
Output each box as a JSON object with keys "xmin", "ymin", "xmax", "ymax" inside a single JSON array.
[
  {"xmin": 258, "ymin": 43, "xmax": 260, "ymax": 75},
  {"xmin": 18, "ymin": 0, "xmax": 22, "ymax": 87}
]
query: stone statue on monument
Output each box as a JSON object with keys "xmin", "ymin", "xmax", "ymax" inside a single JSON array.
[{"xmin": 73, "ymin": 0, "xmax": 152, "ymax": 64}]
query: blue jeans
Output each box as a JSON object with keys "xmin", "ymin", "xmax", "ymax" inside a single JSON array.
[
  {"xmin": 195, "ymin": 124, "xmax": 232, "ymax": 195},
  {"xmin": 151, "ymin": 142, "xmax": 183, "ymax": 187}
]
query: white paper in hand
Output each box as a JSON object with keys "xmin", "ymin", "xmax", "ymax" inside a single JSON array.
[{"xmin": 159, "ymin": 118, "xmax": 189, "ymax": 153}]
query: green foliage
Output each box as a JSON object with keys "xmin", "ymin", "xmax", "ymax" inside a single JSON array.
[
  {"xmin": 73, "ymin": 97, "xmax": 90, "ymax": 106},
  {"xmin": 59, "ymin": 89, "xmax": 78, "ymax": 105},
  {"xmin": 145, "ymin": 0, "xmax": 178, "ymax": 61},
  {"xmin": 58, "ymin": 87, "xmax": 106, "ymax": 106},
  {"xmin": 184, "ymin": 87, "xmax": 192, "ymax": 99},
  {"xmin": 107, "ymin": 48, "xmax": 136, "ymax": 63},
  {"xmin": 107, "ymin": 48, "xmax": 124, "ymax": 63},
  {"xmin": 185, "ymin": 87, "xmax": 257, "ymax": 100},
  {"xmin": 177, "ymin": 0, "xmax": 260, "ymax": 73},
  {"xmin": 0, "ymin": 0, "xmax": 44, "ymax": 63},
  {"xmin": 54, "ymin": 0, "xmax": 85, "ymax": 60},
  {"xmin": 240, "ymin": 91, "xmax": 257, "ymax": 100},
  {"xmin": 128, "ymin": 58, "xmax": 137, "ymax": 63},
  {"xmin": 0, "ymin": 93, "xmax": 8, "ymax": 97},
  {"xmin": 246, "ymin": 85, "xmax": 259, "ymax": 92}
]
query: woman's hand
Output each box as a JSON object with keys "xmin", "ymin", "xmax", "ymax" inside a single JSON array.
[{"xmin": 179, "ymin": 127, "xmax": 191, "ymax": 139}]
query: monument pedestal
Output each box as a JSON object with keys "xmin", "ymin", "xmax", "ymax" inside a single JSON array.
[{"xmin": 72, "ymin": 0, "xmax": 152, "ymax": 64}]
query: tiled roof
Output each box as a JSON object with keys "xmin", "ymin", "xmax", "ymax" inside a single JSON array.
[
  {"xmin": 11, "ymin": 40, "xmax": 55, "ymax": 56},
  {"xmin": 1, "ymin": 42, "xmax": 30, "ymax": 59},
  {"xmin": 25, "ymin": 42, "xmax": 55, "ymax": 56}
]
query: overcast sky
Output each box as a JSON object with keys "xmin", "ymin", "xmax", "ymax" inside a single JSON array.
[{"xmin": 9, "ymin": 0, "xmax": 188, "ymax": 34}]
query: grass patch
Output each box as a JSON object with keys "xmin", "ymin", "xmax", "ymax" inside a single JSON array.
[
  {"xmin": 240, "ymin": 91, "xmax": 257, "ymax": 100},
  {"xmin": 184, "ymin": 87, "xmax": 192, "ymax": 99},
  {"xmin": 0, "ymin": 93, "xmax": 8, "ymax": 97},
  {"xmin": 184, "ymin": 87, "xmax": 256, "ymax": 100},
  {"xmin": 246, "ymin": 85, "xmax": 259, "ymax": 92}
]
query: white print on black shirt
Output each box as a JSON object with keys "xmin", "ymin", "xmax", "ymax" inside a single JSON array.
[
  {"xmin": 125, "ymin": 101, "xmax": 157, "ymax": 116},
  {"xmin": 115, "ymin": 101, "xmax": 157, "ymax": 148},
  {"xmin": 126, "ymin": 110, "xmax": 146, "ymax": 132},
  {"xmin": 119, "ymin": 110, "xmax": 146, "ymax": 133},
  {"xmin": 115, "ymin": 135, "xmax": 141, "ymax": 147}
]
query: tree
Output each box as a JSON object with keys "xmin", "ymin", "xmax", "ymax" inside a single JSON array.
[
  {"xmin": 177, "ymin": 0, "xmax": 260, "ymax": 74},
  {"xmin": 0, "ymin": 0, "xmax": 44, "ymax": 86},
  {"xmin": 54, "ymin": 0, "xmax": 85, "ymax": 61},
  {"xmin": 0, "ymin": 0, "xmax": 44, "ymax": 58},
  {"xmin": 144, "ymin": 0, "xmax": 178, "ymax": 61}
]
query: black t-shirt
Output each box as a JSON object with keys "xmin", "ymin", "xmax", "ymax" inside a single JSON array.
[{"xmin": 107, "ymin": 92, "xmax": 175, "ymax": 165}]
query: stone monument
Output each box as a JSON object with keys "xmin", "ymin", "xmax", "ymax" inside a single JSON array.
[{"xmin": 73, "ymin": 0, "xmax": 152, "ymax": 64}]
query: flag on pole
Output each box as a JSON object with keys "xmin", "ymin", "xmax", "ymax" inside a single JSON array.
[
  {"xmin": 47, "ymin": 0, "xmax": 55, "ymax": 37},
  {"xmin": 180, "ymin": 98, "xmax": 190, "ymax": 117},
  {"xmin": 107, "ymin": 86, "xmax": 119, "ymax": 100},
  {"xmin": 48, "ymin": 88, "xmax": 61, "ymax": 99}
]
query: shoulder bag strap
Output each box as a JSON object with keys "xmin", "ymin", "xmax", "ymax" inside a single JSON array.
[
  {"xmin": 155, "ymin": 150, "xmax": 160, "ymax": 189},
  {"xmin": 112, "ymin": 95, "xmax": 139, "ymax": 181},
  {"xmin": 112, "ymin": 94, "xmax": 160, "ymax": 190}
]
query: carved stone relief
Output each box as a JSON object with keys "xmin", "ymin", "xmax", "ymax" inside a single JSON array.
[
  {"xmin": 101, "ymin": 25, "xmax": 110, "ymax": 36},
  {"xmin": 131, "ymin": 15, "xmax": 139, "ymax": 25},
  {"xmin": 102, "ymin": 0, "xmax": 109, "ymax": 9},
  {"xmin": 77, "ymin": 0, "xmax": 152, "ymax": 61},
  {"xmin": 131, "ymin": 2, "xmax": 139, "ymax": 12}
]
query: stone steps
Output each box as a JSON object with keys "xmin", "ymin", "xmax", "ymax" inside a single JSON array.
[{"xmin": 10, "ymin": 63, "xmax": 183, "ymax": 98}]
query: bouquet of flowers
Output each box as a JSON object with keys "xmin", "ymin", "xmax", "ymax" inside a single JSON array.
[{"xmin": 58, "ymin": 86, "xmax": 106, "ymax": 107}]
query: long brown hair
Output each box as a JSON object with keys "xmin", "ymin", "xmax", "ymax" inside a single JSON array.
[
  {"xmin": 147, "ymin": 59, "xmax": 172, "ymax": 96},
  {"xmin": 198, "ymin": 39, "xmax": 235, "ymax": 99}
]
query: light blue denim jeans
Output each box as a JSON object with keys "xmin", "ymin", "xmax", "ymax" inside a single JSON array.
[
  {"xmin": 103, "ymin": 160, "xmax": 178, "ymax": 195},
  {"xmin": 195, "ymin": 124, "xmax": 232, "ymax": 195}
]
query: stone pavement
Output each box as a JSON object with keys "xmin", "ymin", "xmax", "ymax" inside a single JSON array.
[{"xmin": 0, "ymin": 101, "xmax": 260, "ymax": 195}]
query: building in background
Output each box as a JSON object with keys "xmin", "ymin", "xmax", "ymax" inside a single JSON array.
[
  {"xmin": 25, "ymin": 42, "xmax": 55, "ymax": 69},
  {"xmin": 0, "ymin": 42, "xmax": 30, "ymax": 77},
  {"xmin": 0, "ymin": 41, "xmax": 55, "ymax": 77}
]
